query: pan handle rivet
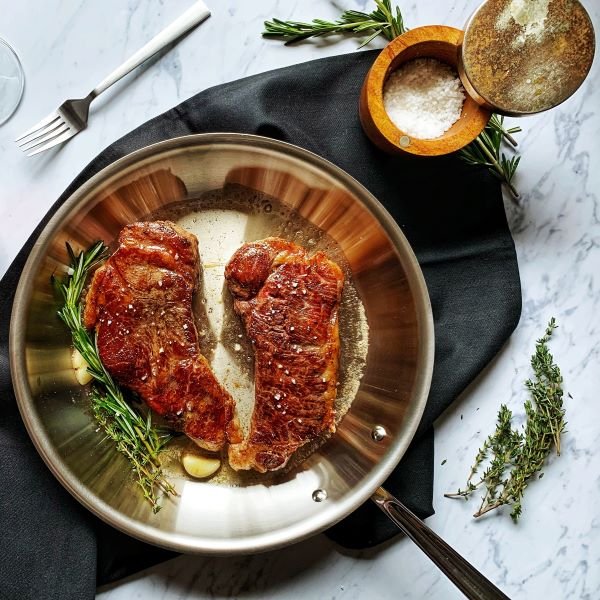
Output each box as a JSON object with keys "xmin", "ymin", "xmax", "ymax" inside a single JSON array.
[
  {"xmin": 371, "ymin": 425, "xmax": 387, "ymax": 442},
  {"xmin": 312, "ymin": 489, "xmax": 327, "ymax": 502}
]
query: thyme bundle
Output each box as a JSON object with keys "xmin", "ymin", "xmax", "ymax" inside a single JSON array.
[
  {"xmin": 52, "ymin": 242, "xmax": 176, "ymax": 512},
  {"xmin": 445, "ymin": 319, "xmax": 566, "ymax": 521},
  {"xmin": 263, "ymin": 1, "xmax": 523, "ymax": 198}
]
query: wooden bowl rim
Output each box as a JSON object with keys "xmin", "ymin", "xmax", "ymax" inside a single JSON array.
[{"xmin": 363, "ymin": 25, "xmax": 491, "ymax": 156}]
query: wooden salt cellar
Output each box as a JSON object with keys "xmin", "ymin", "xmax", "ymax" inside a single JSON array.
[
  {"xmin": 360, "ymin": 0, "xmax": 595, "ymax": 157},
  {"xmin": 360, "ymin": 26, "xmax": 491, "ymax": 157}
]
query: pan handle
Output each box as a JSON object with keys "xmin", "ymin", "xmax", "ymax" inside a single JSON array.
[{"xmin": 371, "ymin": 487, "xmax": 510, "ymax": 600}]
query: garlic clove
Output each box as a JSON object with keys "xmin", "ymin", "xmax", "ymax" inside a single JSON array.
[
  {"xmin": 75, "ymin": 365, "xmax": 93, "ymax": 385},
  {"xmin": 71, "ymin": 348, "xmax": 86, "ymax": 369},
  {"xmin": 182, "ymin": 453, "xmax": 221, "ymax": 479},
  {"xmin": 72, "ymin": 349, "xmax": 92, "ymax": 385}
]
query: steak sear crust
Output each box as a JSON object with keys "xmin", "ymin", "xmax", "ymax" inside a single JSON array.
[
  {"xmin": 83, "ymin": 220, "xmax": 241, "ymax": 451},
  {"xmin": 225, "ymin": 238, "xmax": 344, "ymax": 472}
]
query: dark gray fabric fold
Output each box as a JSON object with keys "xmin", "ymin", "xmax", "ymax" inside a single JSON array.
[{"xmin": 0, "ymin": 50, "xmax": 521, "ymax": 597}]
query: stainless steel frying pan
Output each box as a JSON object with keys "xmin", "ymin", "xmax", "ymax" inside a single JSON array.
[{"xmin": 9, "ymin": 134, "xmax": 507, "ymax": 598}]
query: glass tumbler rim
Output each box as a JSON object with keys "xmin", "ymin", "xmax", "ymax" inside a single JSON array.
[{"xmin": 0, "ymin": 36, "xmax": 25, "ymax": 126}]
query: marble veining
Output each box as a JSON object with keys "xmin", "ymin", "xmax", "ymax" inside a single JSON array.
[{"xmin": 0, "ymin": 0, "xmax": 598, "ymax": 598}]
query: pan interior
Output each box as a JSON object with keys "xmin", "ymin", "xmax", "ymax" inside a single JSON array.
[
  {"xmin": 151, "ymin": 186, "xmax": 369, "ymax": 486},
  {"xmin": 10, "ymin": 134, "xmax": 433, "ymax": 553}
]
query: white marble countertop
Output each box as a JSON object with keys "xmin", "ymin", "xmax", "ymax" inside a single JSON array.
[{"xmin": 1, "ymin": 0, "xmax": 598, "ymax": 598}]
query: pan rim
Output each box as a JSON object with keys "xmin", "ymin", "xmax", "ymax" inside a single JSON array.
[{"xmin": 9, "ymin": 132, "xmax": 434, "ymax": 554}]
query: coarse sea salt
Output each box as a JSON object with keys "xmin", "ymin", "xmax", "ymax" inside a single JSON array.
[{"xmin": 383, "ymin": 58, "xmax": 465, "ymax": 140}]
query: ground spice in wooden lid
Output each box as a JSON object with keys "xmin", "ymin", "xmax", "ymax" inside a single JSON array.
[{"xmin": 460, "ymin": 0, "xmax": 595, "ymax": 115}]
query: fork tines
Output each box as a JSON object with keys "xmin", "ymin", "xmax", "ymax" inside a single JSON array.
[{"xmin": 15, "ymin": 112, "xmax": 74, "ymax": 156}]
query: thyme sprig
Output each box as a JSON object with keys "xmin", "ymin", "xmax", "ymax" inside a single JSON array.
[
  {"xmin": 445, "ymin": 318, "xmax": 566, "ymax": 521},
  {"xmin": 263, "ymin": 3, "xmax": 523, "ymax": 199},
  {"xmin": 263, "ymin": 0, "xmax": 406, "ymax": 48},
  {"xmin": 53, "ymin": 242, "xmax": 176, "ymax": 513}
]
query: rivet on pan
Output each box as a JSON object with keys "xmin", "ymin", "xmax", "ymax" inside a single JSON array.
[
  {"xmin": 371, "ymin": 425, "xmax": 387, "ymax": 442},
  {"xmin": 312, "ymin": 489, "xmax": 327, "ymax": 502},
  {"xmin": 399, "ymin": 135, "xmax": 411, "ymax": 148}
]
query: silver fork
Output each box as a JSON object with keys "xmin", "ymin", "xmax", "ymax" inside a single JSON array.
[{"xmin": 15, "ymin": 1, "xmax": 210, "ymax": 156}]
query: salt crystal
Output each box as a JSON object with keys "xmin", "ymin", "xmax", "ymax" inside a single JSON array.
[{"xmin": 383, "ymin": 58, "xmax": 465, "ymax": 139}]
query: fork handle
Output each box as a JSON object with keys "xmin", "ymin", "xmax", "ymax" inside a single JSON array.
[{"xmin": 90, "ymin": 1, "xmax": 210, "ymax": 98}]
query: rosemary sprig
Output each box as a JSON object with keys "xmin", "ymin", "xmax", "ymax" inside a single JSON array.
[
  {"xmin": 459, "ymin": 114, "xmax": 522, "ymax": 201},
  {"xmin": 53, "ymin": 242, "xmax": 176, "ymax": 513},
  {"xmin": 264, "ymin": 3, "xmax": 524, "ymax": 199},
  {"xmin": 263, "ymin": 0, "xmax": 406, "ymax": 48},
  {"xmin": 445, "ymin": 318, "xmax": 566, "ymax": 521}
]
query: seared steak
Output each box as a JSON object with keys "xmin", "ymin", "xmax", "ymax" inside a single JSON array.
[
  {"xmin": 83, "ymin": 220, "xmax": 240, "ymax": 451},
  {"xmin": 225, "ymin": 238, "xmax": 344, "ymax": 472}
]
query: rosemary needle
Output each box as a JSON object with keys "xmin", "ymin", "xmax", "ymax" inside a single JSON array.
[
  {"xmin": 445, "ymin": 319, "xmax": 565, "ymax": 522},
  {"xmin": 459, "ymin": 115, "xmax": 522, "ymax": 201},
  {"xmin": 52, "ymin": 241, "xmax": 176, "ymax": 513}
]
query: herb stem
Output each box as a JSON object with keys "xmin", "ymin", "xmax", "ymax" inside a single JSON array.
[
  {"xmin": 54, "ymin": 242, "xmax": 176, "ymax": 512},
  {"xmin": 445, "ymin": 318, "xmax": 565, "ymax": 521},
  {"xmin": 263, "ymin": 1, "xmax": 406, "ymax": 48},
  {"xmin": 475, "ymin": 137, "xmax": 520, "ymax": 200}
]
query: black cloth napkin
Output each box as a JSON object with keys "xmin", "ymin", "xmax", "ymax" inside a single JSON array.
[{"xmin": 0, "ymin": 50, "xmax": 521, "ymax": 599}]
